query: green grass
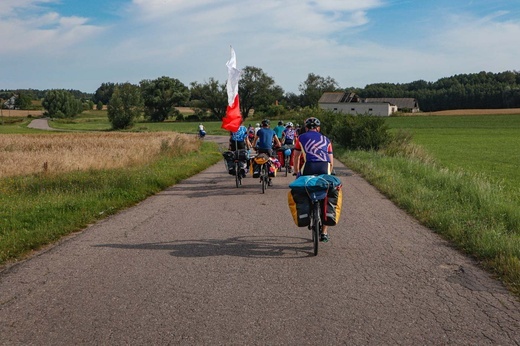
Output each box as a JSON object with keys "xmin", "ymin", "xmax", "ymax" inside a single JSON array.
[
  {"xmin": 385, "ymin": 114, "xmax": 520, "ymax": 198},
  {"xmin": 0, "ymin": 117, "xmax": 49, "ymax": 134},
  {"xmin": 48, "ymin": 111, "xmax": 230, "ymax": 135},
  {"xmin": 337, "ymin": 114, "xmax": 520, "ymax": 295},
  {"xmin": 0, "ymin": 141, "xmax": 222, "ymax": 265}
]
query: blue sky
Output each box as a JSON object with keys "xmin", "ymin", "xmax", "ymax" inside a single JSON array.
[{"xmin": 1, "ymin": 0, "xmax": 520, "ymax": 94}]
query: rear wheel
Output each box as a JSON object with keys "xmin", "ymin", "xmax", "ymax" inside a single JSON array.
[
  {"xmin": 261, "ymin": 165, "xmax": 267, "ymax": 193},
  {"xmin": 312, "ymin": 202, "xmax": 321, "ymax": 256},
  {"xmin": 235, "ymin": 162, "xmax": 241, "ymax": 188},
  {"xmin": 285, "ymin": 155, "xmax": 290, "ymax": 176}
]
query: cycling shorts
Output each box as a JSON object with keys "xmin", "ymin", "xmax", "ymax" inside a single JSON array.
[{"xmin": 301, "ymin": 161, "xmax": 331, "ymax": 175}]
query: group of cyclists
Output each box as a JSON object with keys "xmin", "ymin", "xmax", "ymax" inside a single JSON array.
[{"xmin": 228, "ymin": 116, "xmax": 334, "ymax": 242}]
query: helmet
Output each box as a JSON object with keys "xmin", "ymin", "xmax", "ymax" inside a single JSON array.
[
  {"xmin": 255, "ymin": 123, "xmax": 260, "ymax": 127},
  {"xmin": 286, "ymin": 122, "xmax": 293, "ymax": 127},
  {"xmin": 284, "ymin": 148, "xmax": 292, "ymax": 156},
  {"xmin": 278, "ymin": 121, "xmax": 283, "ymax": 125},
  {"xmin": 261, "ymin": 119, "xmax": 270, "ymax": 126},
  {"xmin": 305, "ymin": 117, "xmax": 320, "ymax": 129}
]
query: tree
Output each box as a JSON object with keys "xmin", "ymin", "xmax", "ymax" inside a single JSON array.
[
  {"xmin": 93, "ymin": 82, "xmax": 116, "ymax": 105},
  {"xmin": 189, "ymin": 78, "xmax": 227, "ymax": 119},
  {"xmin": 238, "ymin": 66, "xmax": 284, "ymax": 118},
  {"xmin": 140, "ymin": 76, "xmax": 190, "ymax": 122},
  {"xmin": 42, "ymin": 90, "xmax": 83, "ymax": 118},
  {"xmin": 14, "ymin": 93, "xmax": 32, "ymax": 109},
  {"xmin": 107, "ymin": 83, "xmax": 143, "ymax": 130},
  {"xmin": 299, "ymin": 73, "xmax": 340, "ymax": 108}
]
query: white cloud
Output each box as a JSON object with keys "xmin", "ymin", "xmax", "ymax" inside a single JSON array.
[{"xmin": 0, "ymin": 1, "xmax": 104, "ymax": 55}]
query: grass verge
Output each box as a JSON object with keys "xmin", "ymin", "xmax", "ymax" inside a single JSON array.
[
  {"xmin": 336, "ymin": 147, "xmax": 520, "ymax": 296},
  {"xmin": 0, "ymin": 141, "xmax": 222, "ymax": 266}
]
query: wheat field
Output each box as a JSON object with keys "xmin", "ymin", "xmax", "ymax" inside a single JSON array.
[{"xmin": 0, "ymin": 132, "xmax": 200, "ymax": 178}]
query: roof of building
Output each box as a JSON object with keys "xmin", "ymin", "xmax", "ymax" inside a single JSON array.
[
  {"xmin": 364, "ymin": 98, "xmax": 418, "ymax": 109},
  {"xmin": 318, "ymin": 92, "xmax": 419, "ymax": 109}
]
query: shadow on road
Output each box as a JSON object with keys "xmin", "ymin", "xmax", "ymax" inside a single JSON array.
[
  {"xmin": 94, "ymin": 236, "xmax": 315, "ymax": 258},
  {"xmin": 164, "ymin": 174, "xmax": 290, "ymax": 198}
]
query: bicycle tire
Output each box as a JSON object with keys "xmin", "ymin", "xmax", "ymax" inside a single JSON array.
[
  {"xmin": 235, "ymin": 162, "xmax": 240, "ymax": 188},
  {"xmin": 261, "ymin": 164, "xmax": 267, "ymax": 193},
  {"xmin": 312, "ymin": 202, "xmax": 320, "ymax": 256},
  {"xmin": 285, "ymin": 155, "xmax": 290, "ymax": 177}
]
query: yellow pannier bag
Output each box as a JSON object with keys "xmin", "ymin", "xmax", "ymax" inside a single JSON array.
[
  {"xmin": 254, "ymin": 154, "xmax": 269, "ymax": 165},
  {"xmin": 287, "ymin": 190, "xmax": 311, "ymax": 227}
]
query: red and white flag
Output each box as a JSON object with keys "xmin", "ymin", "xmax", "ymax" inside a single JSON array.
[{"xmin": 221, "ymin": 46, "xmax": 242, "ymax": 132}]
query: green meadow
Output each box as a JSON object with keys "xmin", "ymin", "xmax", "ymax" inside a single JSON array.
[{"xmin": 385, "ymin": 114, "xmax": 520, "ymax": 201}]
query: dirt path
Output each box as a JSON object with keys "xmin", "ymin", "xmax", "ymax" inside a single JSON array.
[
  {"xmin": 1, "ymin": 136, "xmax": 519, "ymax": 345},
  {"xmin": 27, "ymin": 117, "xmax": 57, "ymax": 131}
]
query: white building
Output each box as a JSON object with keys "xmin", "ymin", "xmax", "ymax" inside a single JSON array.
[{"xmin": 318, "ymin": 92, "xmax": 419, "ymax": 116}]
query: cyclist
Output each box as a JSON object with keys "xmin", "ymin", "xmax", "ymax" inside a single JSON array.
[
  {"xmin": 281, "ymin": 122, "xmax": 297, "ymax": 173},
  {"xmin": 198, "ymin": 123, "xmax": 206, "ymax": 139},
  {"xmin": 273, "ymin": 121, "xmax": 285, "ymax": 140},
  {"xmin": 293, "ymin": 117, "xmax": 334, "ymax": 242},
  {"xmin": 253, "ymin": 119, "xmax": 281, "ymax": 186},
  {"xmin": 229, "ymin": 122, "xmax": 251, "ymax": 178}
]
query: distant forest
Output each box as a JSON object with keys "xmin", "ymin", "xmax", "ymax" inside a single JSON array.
[
  {"xmin": 353, "ymin": 71, "xmax": 520, "ymax": 112},
  {"xmin": 0, "ymin": 89, "xmax": 92, "ymax": 101},
  {"xmin": 2, "ymin": 70, "xmax": 520, "ymax": 112}
]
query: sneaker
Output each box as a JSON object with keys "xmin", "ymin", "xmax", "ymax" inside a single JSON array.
[
  {"xmin": 320, "ymin": 233, "xmax": 330, "ymax": 242},
  {"xmin": 268, "ymin": 179, "xmax": 273, "ymax": 186}
]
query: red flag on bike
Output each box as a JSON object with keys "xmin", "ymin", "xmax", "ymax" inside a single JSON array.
[{"xmin": 221, "ymin": 46, "xmax": 242, "ymax": 132}]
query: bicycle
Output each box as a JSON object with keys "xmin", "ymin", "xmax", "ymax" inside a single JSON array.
[
  {"xmin": 233, "ymin": 149, "xmax": 248, "ymax": 188},
  {"xmin": 304, "ymin": 178, "xmax": 329, "ymax": 256},
  {"xmin": 253, "ymin": 153, "xmax": 270, "ymax": 194},
  {"xmin": 282, "ymin": 146, "xmax": 293, "ymax": 177}
]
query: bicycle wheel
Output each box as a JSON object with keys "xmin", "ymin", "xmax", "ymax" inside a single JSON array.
[
  {"xmin": 235, "ymin": 162, "xmax": 241, "ymax": 188},
  {"xmin": 285, "ymin": 155, "xmax": 289, "ymax": 176},
  {"xmin": 261, "ymin": 165, "xmax": 267, "ymax": 193},
  {"xmin": 312, "ymin": 202, "xmax": 321, "ymax": 256}
]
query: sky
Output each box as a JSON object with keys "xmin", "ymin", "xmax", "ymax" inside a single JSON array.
[{"xmin": 1, "ymin": 0, "xmax": 520, "ymax": 94}]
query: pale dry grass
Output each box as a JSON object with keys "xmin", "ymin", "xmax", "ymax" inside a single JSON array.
[
  {"xmin": 1, "ymin": 109, "xmax": 44, "ymax": 117},
  {"xmin": 0, "ymin": 132, "xmax": 200, "ymax": 178},
  {"xmin": 422, "ymin": 108, "xmax": 520, "ymax": 116}
]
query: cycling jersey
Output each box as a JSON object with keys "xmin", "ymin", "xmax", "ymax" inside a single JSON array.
[
  {"xmin": 231, "ymin": 125, "xmax": 248, "ymax": 141},
  {"xmin": 294, "ymin": 130, "xmax": 332, "ymax": 162},
  {"xmin": 283, "ymin": 128, "xmax": 296, "ymax": 145},
  {"xmin": 256, "ymin": 128, "xmax": 278, "ymax": 150}
]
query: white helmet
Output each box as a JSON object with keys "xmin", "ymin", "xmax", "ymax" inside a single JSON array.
[
  {"xmin": 286, "ymin": 122, "xmax": 293, "ymax": 127},
  {"xmin": 255, "ymin": 123, "xmax": 260, "ymax": 127}
]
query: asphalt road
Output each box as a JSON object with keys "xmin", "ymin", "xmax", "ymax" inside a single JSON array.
[{"xmin": 1, "ymin": 135, "xmax": 519, "ymax": 345}]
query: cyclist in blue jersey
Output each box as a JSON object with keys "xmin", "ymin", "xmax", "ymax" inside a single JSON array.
[
  {"xmin": 253, "ymin": 119, "xmax": 281, "ymax": 157},
  {"xmin": 273, "ymin": 121, "xmax": 285, "ymax": 140},
  {"xmin": 253, "ymin": 119, "xmax": 281, "ymax": 186},
  {"xmin": 229, "ymin": 122, "xmax": 251, "ymax": 151},
  {"xmin": 293, "ymin": 117, "xmax": 334, "ymax": 242}
]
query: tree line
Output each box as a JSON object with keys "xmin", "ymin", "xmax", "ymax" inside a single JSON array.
[
  {"xmin": 2, "ymin": 70, "xmax": 520, "ymax": 126},
  {"xmin": 353, "ymin": 70, "xmax": 520, "ymax": 112}
]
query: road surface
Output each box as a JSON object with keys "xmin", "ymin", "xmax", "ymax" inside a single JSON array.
[{"xmin": 1, "ymin": 134, "xmax": 519, "ymax": 345}]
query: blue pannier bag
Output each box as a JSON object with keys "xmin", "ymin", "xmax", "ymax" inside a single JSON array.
[{"xmin": 289, "ymin": 174, "xmax": 342, "ymax": 199}]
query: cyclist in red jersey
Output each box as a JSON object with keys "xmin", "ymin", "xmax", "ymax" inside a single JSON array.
[{"xmin": 293, "ymin": 117, "xmax": 334, "ymax": 242}]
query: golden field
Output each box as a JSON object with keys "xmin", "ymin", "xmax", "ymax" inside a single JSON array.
[{"xmin": 0, "ymin": 132, "xmax": 200, "ymax": 178}]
